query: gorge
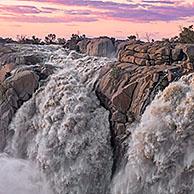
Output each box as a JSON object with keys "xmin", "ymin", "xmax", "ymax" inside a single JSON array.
[{"xmin": 1, "ymin": 39, "xmax": 194, "ymax": 194}]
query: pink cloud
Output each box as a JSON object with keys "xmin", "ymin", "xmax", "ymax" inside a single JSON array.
[{"xmin": 15, "ymin": 0, "xmax": 194, "ymax": 22}]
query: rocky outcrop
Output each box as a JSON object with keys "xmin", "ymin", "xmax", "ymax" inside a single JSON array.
[
  {"xmin": 0, "ymin": 70, "xmax": 39, "ymax": 151},
  {"xmin": 115, "ymin": 40, "xmax": 142, "ymax": 58},
  {"xmin": 118, "ymin": 41, "xmax": 194, "ymax": 66},
  {"xmin": 96, "ymin": 42, "xmax": 194, "ymax": 167},
  {"xmin": 0, "ymin": 44, "xmax": 56, "ymax": 151},
  {"xmin": 0, "ymin": 63, "xmax": 55, "ymax": 151},
  {"xmin": 77, "ymin": 37, "xmax": 116, "ymax": 57},
  {"xmin": 67, "ymin": 36, "xmax": 135, "ymax": 58},
  {"xmin": 86, "ymin": 37, "xmax": 116, "ymax": 57}
]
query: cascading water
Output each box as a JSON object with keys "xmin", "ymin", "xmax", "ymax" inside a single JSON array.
[
  {"xmin": 3, "ymin": 44, "xmax": 194, "ymax": 194},
  {"xmin": 3, "ymin": 45, "xmax": 115, "ymax": 194},
  {"xmin": 111, "ymin": 73, "xmax": 194, "ymax": 194}
]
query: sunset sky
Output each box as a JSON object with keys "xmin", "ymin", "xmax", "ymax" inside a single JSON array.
[{"xmin": 0, "ymin": 0, "xmax": 194, "ymax": 40}]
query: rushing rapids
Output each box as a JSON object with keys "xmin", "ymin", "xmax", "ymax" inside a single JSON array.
[
  {"xmin": 3, "ymin": 45, "xmax": 114, "ymax": 194},
  {"xmin": 2, "ymin": 44, "xmax": 194, "ymax": 194}
]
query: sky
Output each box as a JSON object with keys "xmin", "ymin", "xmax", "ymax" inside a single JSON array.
[{"xmin": 0, "ymin": 0, "xmax": 194, "ymax": 40}]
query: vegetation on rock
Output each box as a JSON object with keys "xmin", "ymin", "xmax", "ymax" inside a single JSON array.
[{"xmin": 178, "ymin": 25, "xmax": 194, "ymax": 44}]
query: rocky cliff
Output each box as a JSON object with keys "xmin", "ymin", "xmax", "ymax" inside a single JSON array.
[{"xmin": 95, "ymin": 41, "xmax": 194, "ymax": 167}]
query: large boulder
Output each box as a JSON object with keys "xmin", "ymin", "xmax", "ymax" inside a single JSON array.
[{"xmin": 86, "ymin": 37, "xmax": 116, "ymax": 57}]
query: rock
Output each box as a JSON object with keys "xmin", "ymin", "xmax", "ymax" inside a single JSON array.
[
  {"xmin": 23, "ymin": 54, "xmax": 43, "ymax": 65},
  {"xmin": 115, "ymin": 40, "xmax": 142, "ymax": 57},
  {"xmin": 0, "ymin": 69, "xmax": 40, "ymax": 151},
  {"xmin": 0, "ymin": 64, "xmax": 14, "ymax": 81},
  {"xmin": 115, "ymin": 123, "xmax": 126, "ymax": 136},
  {"xmin": 86, "ymin": 37, "xmax": 116, "ymax": 57},
  {"xmin": 77, "ymin": 39, "xmax": 91, "ymax": 53},
  {"xmin": 118, "ymin": 42, "xmax": 194, "ymax": 66},
  {"xmin": 112, "ymin": 111, "xmax": 127, "ymax": 123},
  {"xmin": 181, "ymin": 44, "xmax": 194, "ymax": 62},
  {"xmin": 134, "ymin": 57, "xmax": 146, "ymax": 66},
  {"xmin": 172, "ymin": 48, "xmax": 183, "ymax": 61},
  {"xmin": 155, "ymin": 46, "xmax": 171, "ymax": 56},
  {"xmin": 112, "ymin": 91, "xmax": 131, "ymax": 113},
  {"xmin": 96, "ymin": 42, "xmax": 194, "ymax": 168},
  {"xmin": 0, "ymin": 44, "xmax": 44, "ymax": 67},
  {"xmin": 0, "ymin": 46, "xmax": 14, "ymax": 57},
  {"xmin": 8, "ymin": 70, "xmax": 39, "ymax": 101}
]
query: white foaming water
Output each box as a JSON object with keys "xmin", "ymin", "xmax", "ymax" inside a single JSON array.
[
  {"xmin": 5, "ymin": 45, "xmax": 115, "ymax": 194},
  {"xmin": 0, "ymin": 154, "xmax": 52, "ymax": 194},
  {"xmin": 112, "ymin": 73, "xmax": 194, "ymax": 194},
  {"xmin": 6, "ymin": 44, "xmax": 194, "ymax": 194}
]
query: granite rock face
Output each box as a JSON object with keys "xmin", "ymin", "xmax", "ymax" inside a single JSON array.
[{"xmin": 96, "ymin": 42, "xmax": 194, "ymax": 166}]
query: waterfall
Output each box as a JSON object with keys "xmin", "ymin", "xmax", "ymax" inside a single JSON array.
[
  {"xmin": 111, "ymin": 73, "xmax": 194, "ymax": 194},
  {"xmin": 3, "ymin": 44, "xmax": 194, "ymax": 194},
  {"xmin": 2, "ymin": 45, "xmax": 115, "ymax": 194}
]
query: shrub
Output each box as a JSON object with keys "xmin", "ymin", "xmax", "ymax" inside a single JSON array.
[
  {"xmin": 177, "ymin": 25, "xmax": 194, "ymax": 44},
  {"xmin": 16, "ymin": 35, "xmax": 42, "ymax": 44},
  {"xmin": 110, "ymin": 66, "xmax": 122, "ymax": 79},
  {"xmin": 45, "ymin": 34, "xmax": 57, "ymax": 44},
  {"xmin": 31, "ymin": 35, "xmax": 41, "ymax": 44},
  {"xmin": 64, "ymin": 34, "xmax": 87, "ymax": 51},
  {"xmin": 128, "ymin": 35, "xmax": 136, "ymax": 40}
]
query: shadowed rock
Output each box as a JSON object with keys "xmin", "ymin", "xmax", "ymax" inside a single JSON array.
[{"xmin": 0, "ymin": 70, "xmax": 39, "ymax": 151}]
